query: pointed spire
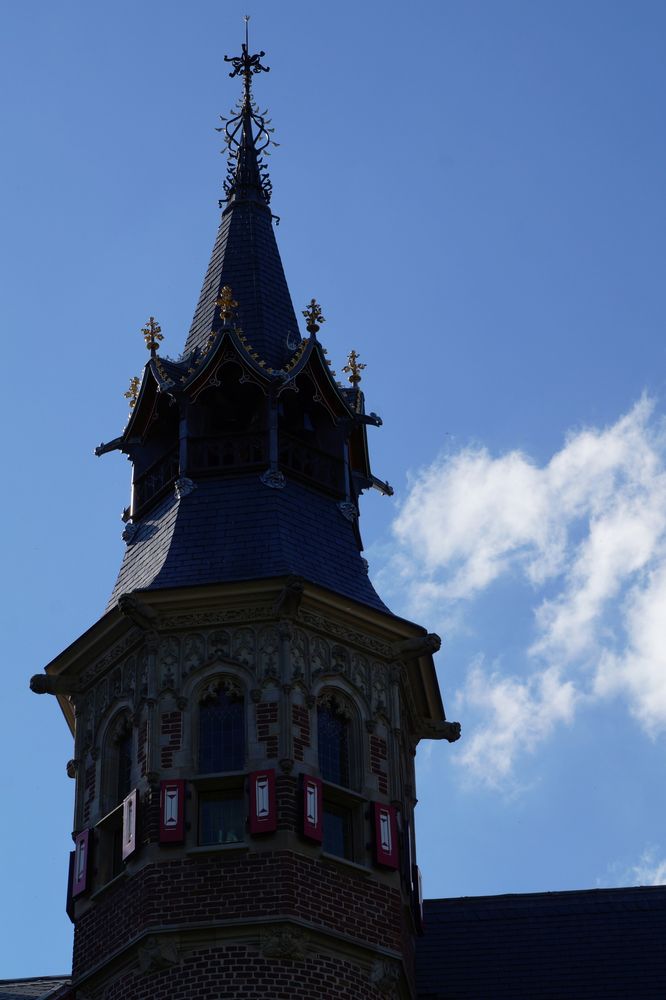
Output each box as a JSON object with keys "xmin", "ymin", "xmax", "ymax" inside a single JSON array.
[{"xmin": 184, "ymin": 29, "xmax": 300, "ymax": 369}]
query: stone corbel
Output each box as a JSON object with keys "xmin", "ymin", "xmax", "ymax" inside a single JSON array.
[
  {"xmin": 117, "ymin": 593, "xmax": 161, "ymax": 634},
  {"xmin": 390, "ymin": 633, "xmax": 441, "ymax": 662},
  {"xmin": 416, "ymin": 718, "xmax": 462, "ymax": 743},
  {"xmin": 30, "ymin": 674, "xmax": 82, "ymax": 696},
  {"xmin": 272, "ymin": 576, "xmax": 305, "ymax": 619}
]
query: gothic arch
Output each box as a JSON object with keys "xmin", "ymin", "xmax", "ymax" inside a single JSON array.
[
  {"xmin": 314, "ymin": 685, "xmax": 365, "ymax": 792},
  {"xmin": 192, "ymin": 673, "xmax": 247, "ymax": 775},
  {"xmin": 99, "ymin": 707, "xmax": 134, "ymax": 815}
]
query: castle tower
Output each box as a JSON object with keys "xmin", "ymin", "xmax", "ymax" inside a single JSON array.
[{"xmin": 31, "ymin": 37, "xmax": 460, "ymax": 1000}]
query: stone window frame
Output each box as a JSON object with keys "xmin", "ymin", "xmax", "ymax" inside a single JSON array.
[
  {"xmin": 194, "ymin": 674, "xmax": 247, "ymax": 776},
  {"xmin": 315, "ymin": 687, "xmax": 366, "ymax": 865},
  {"xmin": 95, "ymin": 709, "xmax": 134, "ymax": 887},
  {"xmin": 99, "ymin": 709, "xmax": 134, "ymax": 817},
  {"xmin": 190, "ymin": 674, "xmax": 248, "ymax": 850}
]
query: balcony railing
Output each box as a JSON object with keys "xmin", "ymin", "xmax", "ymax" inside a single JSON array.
[
  {"xmin": 133, "ymin": 432, "xmax": 345, "ymax": 514},
  {"xmin": 279, "ymin": 432, "xmax": 344, "ymax": 496},
  {"xmin": 189, "ymin": 434, "xmax": 267, "ymax": 475}
]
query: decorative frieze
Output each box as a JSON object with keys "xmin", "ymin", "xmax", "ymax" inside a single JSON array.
[{"xmin": 297, "ymin": 609, "xmax": 393, "ymax": 659}]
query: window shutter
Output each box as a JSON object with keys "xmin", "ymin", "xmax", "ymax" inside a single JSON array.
[
  {"xmin": 122, "ymin": 788, "xmax": 139, "ymax": 861},
  {"xmin": 249, "ymin": 769, "xmax": 277, "ymax": 834},
  {"xmin": 65, "ymin": 851, "xmax": 75, "ymax": 922},
  {"xmin": 301, "ymin": 774, "xmax": 323, "ymax": 842},
  {"xmin": 412, "ymin": 863, "xmax": 424, "ymax": 933},
  {"xmin": 160, "ymin": 779, "xmax": 185, "ymax": 843},
  {"xmin": 372, "ymin": 802, "xmax": 399, "ymax": 869},
  {"xmin": 72, "ymin": 828, "xmax": 91, "ymax": 897}
]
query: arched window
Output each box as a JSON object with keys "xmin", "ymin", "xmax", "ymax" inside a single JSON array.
[
  {"xmin": 318, "ymin": 698, "xmax": 350, "ymax": 787},
  {"xmin": 98, "ymin": 714, "xmax": 133, "ymax": 885},
  {"xmin": 103, "ymin": 714, "xmax": 133, "ymax": 812},
  {"xmin": 198, "ymin": 682, "xmax": 245, "ymax": 774}
]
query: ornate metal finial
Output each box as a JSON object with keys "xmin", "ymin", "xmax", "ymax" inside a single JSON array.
[
  {"xmin": 303, "ymin": 299, "xmax": 325, "ymax": 336},
  {"xmin": 342, "ymin": 350, "xmax": 366, "ymax": 386},
  {"xmin": 142, "ymin": 317, "xmax": 163, "ymax": 356},
  {"xmin": 124, "ymin": 376, "xmax": 140, "ymax": 408},
  {"xmin": 216, "ymin": 285, "xmax": 238, "ymax": 324},
  {"xmin": 217, "ymin": 23, "xmax": 277, "ymax": 206},
  {"xmin": 223, "ymin": 21, "xmax": 270, "ymax": 100}
]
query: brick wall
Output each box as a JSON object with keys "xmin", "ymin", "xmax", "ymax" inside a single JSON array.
[
  {"xmin": 86, "ymin": 946, "xmax": 399, "ymax": 1000},
  {"xmin": 160, "ymin": 711, "xmax": 182, "ymax": 769},
  {"xmin": 292, "ymin": 704, "xmax": 310, "ymax": 762},
  {"xmin": 370, "ymin": 735, "xmax": 388, "ymax": 795},
  {"xmin": 256, "ymin": 701, "xmax": 278, "ymax": 759},
  {"xmin": 73, "ymin": 851, "xmax": 402, "ymax": 979}
]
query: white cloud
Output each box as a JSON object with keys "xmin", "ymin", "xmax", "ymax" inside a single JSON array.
[
  {"xmin": 455, "ymin": 658, "xmax": 577, "ymax": 786},
  {"xmin": 380, "ymin": 397, "xmax": 666, "ymax": 785},
  {"xmin": 628, "ymin": 847, "xmax": 666, "ymax": 886}
]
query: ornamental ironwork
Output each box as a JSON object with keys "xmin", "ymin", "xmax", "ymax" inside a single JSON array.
[{"xmin": 217, "ymin": 19, "xmax": 277, "ymax": 205}]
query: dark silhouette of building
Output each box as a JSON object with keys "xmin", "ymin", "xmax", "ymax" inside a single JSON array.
[
  {"xmin": 20, "ymin": 35, "xmax": 666, "ymax": 1000},
  {"xmin": 27, "ymin": 36, "xmax": 458, "ymax": 1000}
]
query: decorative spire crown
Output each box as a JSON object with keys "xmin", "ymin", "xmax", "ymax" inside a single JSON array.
[{"xmin": 217, "ymin": 19, "xmax": 277, "ymax": 206}]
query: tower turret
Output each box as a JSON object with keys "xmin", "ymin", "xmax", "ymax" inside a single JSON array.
[{"xmin": 32, "ymin": 33, "xmax": 460, "ymax": 1000}]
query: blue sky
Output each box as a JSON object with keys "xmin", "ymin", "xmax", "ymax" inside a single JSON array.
[{"xmin": 3, "ymin": 0, "xmax": 666, "ymax": 978}]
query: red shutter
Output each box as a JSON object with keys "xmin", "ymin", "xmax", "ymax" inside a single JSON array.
[
  {"xmin": 302, "ymin": 775, "xmax": 323, "ymax": 842},
  {"xmin": 160, "ymin": 779, "xmax": 185, "ymax": 843},
  {"xmin": 249, "ymin": 769, "xmax": 277, "ymax": 834},
  {"xmin": 65, "ymin": 850, "xmax": 75, "ymax": 922},
  {"xmin": 412, "ymin": 863, "xmax": 424, "ymax": 933},
  {"xmin": 72, "ymin": 828, "xmax": 91, "ymax": 897},
  {"xmin": 372, "ymin": 802, "xmax": 399, "ymax": 869},
  {"xmin": 122, "ymin": 788, "xmax": 138, "ymax": 860}
]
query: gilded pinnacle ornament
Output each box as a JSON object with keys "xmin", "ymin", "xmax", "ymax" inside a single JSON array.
[
  {"xmin": 216, "ymin": 286, "xmax": 238, "ymax": 323},
  {"xmin": 342, "ymin": 350, "xmax": 366, "ymax": 386},
  {"xmin": 142, "ymin": 316, "xmax": 163, "ymax": 356},
  {"xmin": 303, "ymin": 298, "xmax": 325, "ymax": 335},
  {"xmin": 124, "ymin": 376, "xmax": 140, "ymax": 408}
]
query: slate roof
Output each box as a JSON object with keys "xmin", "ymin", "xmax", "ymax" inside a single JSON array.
[
  {"xmin": 184, "ymin": 199, "xmax": 301, "ymax": 371},
  {"xmin": 0, "ymin": 979, "xmax": 70, "ymax": 1000},
  {"xmin": 417, "ymin": 886, "xmax": 666, "ymax": 999},
  {"xmin": 108, "ymin": 474, "xmax": 388, "ymax": 613}
]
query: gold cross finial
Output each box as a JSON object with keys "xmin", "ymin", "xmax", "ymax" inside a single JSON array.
[
  {"xmin": 216, "ymin": 286, "xmax": 238, "ymax": 323},
  {"xmin": 303, "ymin": 298, "xmax": 325, "ymax": 335},
  {"xmin": 142, "ymin": 316, "xmax": 163, "ymax": 356},
  {"xmin": 342, "ymin": 350, "xmax": 366, "ymax": 386},
  {"xmin": 124, "ymin": 375, "xmax": 140, "ymax": 408}
]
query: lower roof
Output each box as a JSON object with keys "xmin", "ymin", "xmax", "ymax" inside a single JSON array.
[
  {"xmin": 0, "ymin": 979, "xmax": 70, "ymax": 1000},
  {"xmin": 417, "ymin": 885, "xmax": 666, "ymax": 999},
  {"xmin": 108, "ymin": 474, "xmax": 388, "ymax": 614}
]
